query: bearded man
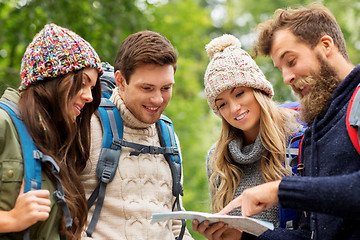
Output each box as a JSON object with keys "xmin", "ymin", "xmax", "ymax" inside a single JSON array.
[{"xmin": 213, "ymin": 4, "xmax": 360, "ymax": 240}]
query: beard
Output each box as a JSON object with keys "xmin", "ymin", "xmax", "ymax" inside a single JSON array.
[{"xmin": 293, "ymin": 56, "xmax": 341, "ymax": 124}]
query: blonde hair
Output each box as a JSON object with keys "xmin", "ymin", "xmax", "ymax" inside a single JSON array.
[{"xmin": 208, "ymin": 89, "xmax": 298, "ymax": 212}]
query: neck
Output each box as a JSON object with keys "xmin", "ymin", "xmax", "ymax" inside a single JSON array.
[
  {"xmin": 329, "ymin": 52, "xmax": 355, "ymax": 81},
  {"xmin": 243, "ymin": 130, "xmax": 259, "ymax": 146}
]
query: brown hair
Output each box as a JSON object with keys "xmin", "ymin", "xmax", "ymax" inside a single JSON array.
[
  {"xmin": 114, "ymin": 30, "xmax": 177, "ymax": 83},
  {"xmin": 255, "ymin": 4, "xmax": 349, "ymax": 61},
  {"xmin": 19, "ymin": 69, "xmax": 101, "ymax": 239}
]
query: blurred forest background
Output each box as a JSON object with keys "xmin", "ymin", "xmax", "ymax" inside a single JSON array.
[{"xmin": 1, "ymin": 0, "xmax": 360, "ymax": 238}]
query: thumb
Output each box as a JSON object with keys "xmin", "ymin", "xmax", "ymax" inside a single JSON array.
[
  {"xmin": 18, "ymin": 179, "xmax": 25, "ymax": 196},
  {"xmin": 217, "ymin": 195, "xmax": 242, "ymax": 215}
]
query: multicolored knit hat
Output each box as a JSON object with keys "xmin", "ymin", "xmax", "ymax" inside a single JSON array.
[
  {"xmin": 204, "ymin": 34, "xmax": 274, "ymax": 116},
  {"xmin": 19, "ymin": 23, "xmax": 103, "ymax": 91}
]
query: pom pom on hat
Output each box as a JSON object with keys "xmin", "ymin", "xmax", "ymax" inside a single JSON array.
[
  {"xmin": 204, "ymin": 34, "xmax": 274, "ymax": 116},
  {"xmin": 206, "ymin": 34, "xmax": 242, "ymax": 59},
  {"xmin": 19, "ymin": 23, "xmax": 103, "ymax": 91}
]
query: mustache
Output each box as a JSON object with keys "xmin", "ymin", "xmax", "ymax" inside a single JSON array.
[{"xmin": 292, "ymin": 75, "xmax": 314, "ymax": 98}]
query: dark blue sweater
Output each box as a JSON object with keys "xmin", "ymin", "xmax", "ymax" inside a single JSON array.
[{"xmin": 255, "ymin": 65, "xmax": 360, "ymax": 240}]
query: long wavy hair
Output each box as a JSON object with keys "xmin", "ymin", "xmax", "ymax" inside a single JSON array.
[
  {"xmin": 18, "ymin": 69, "xmax": 101, "ymax": 239},
  {"xmin": 208, "ymin": 89, "xmax": 298, "ymax": 212}
]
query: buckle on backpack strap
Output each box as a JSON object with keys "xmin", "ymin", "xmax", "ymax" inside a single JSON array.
[
  {"xmin": 53, "ymin": 190, "xmax": 66, "ymax": 204},
  {"xmin": 101, "ymin": 168, "xmax": 112, "ymax": 183},
  {"xmin": 33, "ymin": 149, "xmax": 44, "ymax": 160},
  {"xmin": 165, "ymin": 147, "xmax": 179, "ymax": 155},
  {"xmin": 129, "ymin": 146, "xmax": 179, "ymax": 156},
  {"xmin": 53, "ymin": 190, "xmax": 73, "ymax": 228}
]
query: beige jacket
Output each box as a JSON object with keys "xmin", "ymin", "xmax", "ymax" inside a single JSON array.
[{"xmin": 81, "ymin": 88, "xmax": 192, "ymax": 240}]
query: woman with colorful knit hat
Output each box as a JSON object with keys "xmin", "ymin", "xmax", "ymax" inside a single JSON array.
[
  {"xmin": 192, "ymin": 34, "xmax": 299, "ymax": 239},
  {"xmin": 0, "ymin": 24, "xmax": 103, "ymax": 239}
]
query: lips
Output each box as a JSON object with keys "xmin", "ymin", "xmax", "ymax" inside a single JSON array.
[
  {"xmin": 301, "ymin": 86, "xmax": 310, "ymax": 95},
  {"xmin": 74, "ymin": 104, "xmax": 83, "ymax": 115},
  {"xmin": 235, "ymin": 110, "xmax": 249, "ymax": 120},
  {"xmin": 144, "ymin": 106, "xmax": 160, "ymax": 112}
]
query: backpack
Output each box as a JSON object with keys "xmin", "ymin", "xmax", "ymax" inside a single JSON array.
[
  {"xmin": 0, "ymin": 100, "xmax": 73, "ymax": 240},
  {"xmin": 277, "ymin": 101, "xmax": 306, "ymax": 229},
  {"xmin": 346, "ymin": 83, "xmax": 360, "ymax": 154},
  {"xmin": 100, "ymin": 62, "xmax": 116, "ymax": 99},
  {"xmin": 85, "ymin": 63, "xmax": 186, "ymax": 240}
]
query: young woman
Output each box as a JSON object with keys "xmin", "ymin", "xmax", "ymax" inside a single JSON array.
[
  {"xmin": 0, "ymin": 23, "xmax": 103, "ymax": 239},
  {"xmin": 193, "ymin": 34, "xmax": 298, "ymax": 239}
]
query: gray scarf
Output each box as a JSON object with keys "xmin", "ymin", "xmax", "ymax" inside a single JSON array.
[
  {"xmin": 225, "ymin": 134, "xmax": 280, "ymax": 227},
  {"xmin": 228, "ymin": 134, "xmax": 265, "ymax": 165}
]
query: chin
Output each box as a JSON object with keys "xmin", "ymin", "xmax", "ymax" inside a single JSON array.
[{"xmin": 142, "ymin": 115, "xmax": 161, "ymax": 124}]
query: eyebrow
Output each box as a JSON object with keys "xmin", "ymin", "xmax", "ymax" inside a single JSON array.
[
  {"xmin": 141, "ymin": 82, "xmax": 174, "ymax": 87},
  {"xmin": 215, "ymin": 87, "xmax": 236, "ymax": 103},
  {"xmin": 83, "ymin": 73, "xmax": 96, "ymax": 87},
  {"xmin": 274, "ymin": 50, "xmax": 290, "ymax": 69}
]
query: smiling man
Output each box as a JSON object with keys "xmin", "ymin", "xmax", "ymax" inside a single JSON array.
[
  {"xmin": 80, "ymin": 31, "xmax": 193, "ymax": 240},
  {"xmin": 218, "ymin": 4, "xmax": 360, "ymax": 240}
]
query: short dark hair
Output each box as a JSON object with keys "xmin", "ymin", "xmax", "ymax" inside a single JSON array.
[{"xmin": 114, "ymin": 31, "xmax": 177, "ymax": 83}]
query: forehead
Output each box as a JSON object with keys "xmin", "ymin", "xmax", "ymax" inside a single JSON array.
[
  {"xmin": 129, "ymin": 64, "xmax": 175, "ymax": 86},
  {"xmin": 216, "ymin": 86, "xmax": 251, "ymax": 99},
  {"xmin": 83, "ymin": 68, "xmax": 99, "ymax": 85},
  {"xmin": 270, "ymin": 29, "xmax": 315, "ymax": 68}
]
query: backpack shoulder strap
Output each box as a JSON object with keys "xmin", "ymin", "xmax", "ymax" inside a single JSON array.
[
  {"xmin": 157, "ymin": 115, "xmax": 185, "ymax": 240},
  {"xmin": 347, "ymin": 83, "xmax": 360, "ymax": 154},
  {"xmin": 0, "ymin": 100, "xmax": 73, "ymax": 238},
  {"xmin": 157, "ymin": 115, "xmax": 183, "ymax": 196},
  {"xmin": 86, "ymin": 98, "xmax": 123, "ymax": 237},
  {"xmin": 0, "ymin": 100, "xmax": 42, "ymax": 192},
  {"xmin": 86, "ymin": 108, "xmax": 185, "ymax": 239},
  {"xmin": 277, "ymin": 101, "xmax": 306, "ymax": 229}
]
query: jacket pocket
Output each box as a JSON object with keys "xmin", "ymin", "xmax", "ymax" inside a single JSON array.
[{"xmin": 0, "ymin": 160, "xmax": 23, "ymax": 210}]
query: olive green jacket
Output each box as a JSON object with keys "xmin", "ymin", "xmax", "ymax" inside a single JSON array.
[{"xmin": 0, "ymin": 88, "xmax": 62, "ymax": 240}]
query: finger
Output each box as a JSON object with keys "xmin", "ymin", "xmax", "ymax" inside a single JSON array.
[
  {"xmin": 192, "ymin": 219, "xmax": 199, "ymax": 231},
  {"xmin": 218, "ymin": 195, "xmax": 242, "ymax": 215},
  {"xmin": 36, "ymin": 204, "xmax": 51, "ymax": 213},
  {"xmin": 242, "ymin": 201, "xmax": 266, "ymax": 217},
  {"xmin": 197, "ymin": 220, "xmax": 210, "ymax": 234},
  {"xmin": 28, "ymin": 189, "xmax": 50, "ymax": 199},
  {"xmin": 212, "ymin": 224, "xmax": 228, "ymax": 239},
  {"xmin": 35, "ymin": 198, "xmax": 52, "ymax": 208},
  {"xmin": 34, "ymin": 211, "xmax": 50, "ymax": 222},
  {"xmin": 18, "ymin": 179, "xmax": 25, "ymax": 196},
  {"xmin": 204, "ymin": 222, "xmax": 225, "ymax": 236}
]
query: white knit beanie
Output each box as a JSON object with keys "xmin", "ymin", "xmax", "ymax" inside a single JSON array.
[{"xmin": 204, "ymin": 34, "xmax": 274, "ymax": 116}]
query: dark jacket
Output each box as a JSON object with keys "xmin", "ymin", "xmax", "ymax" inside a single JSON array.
[{"xmin": 253, "ymin": 65, "xmax": 360, "ymax": 240}]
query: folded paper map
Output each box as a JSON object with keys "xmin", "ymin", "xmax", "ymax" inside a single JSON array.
[{"xmin": 151, "ymin": 211, "xmax": 274, "ymax": 237}]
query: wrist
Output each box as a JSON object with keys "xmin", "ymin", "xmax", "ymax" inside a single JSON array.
[
  {"xmin": 271, "ymin": 180, "xmax": 281, "ymax": 202},
  {"xmin": 0, "ymin": 210, "xmax": 18, "ymax": 233}
]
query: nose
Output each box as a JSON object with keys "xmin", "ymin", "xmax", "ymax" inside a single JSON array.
[
  {"xmin": 230, "ymin": 100, "xmax": 241, "ymax": 115},
  {"xmin": 282, "ymin": 68, "xmax": 296, "ymax": 86},
  {"xmin": 150, "ymin": 90, "xmax": 163, "ymax": 105},
  {"xmin": 81, "ymin": 87, "xmax": 93, "ymax": 103}
]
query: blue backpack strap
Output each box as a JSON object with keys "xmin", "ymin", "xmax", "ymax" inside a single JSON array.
[
  {"xmin": 157, "ymin": 115, "xmax": 185, "ymax": 240},
  {"xmin": 277, "ymin": 101, "xmax": 306, "ymax": 229},
  {"xmin": 0, "ymin": 100, "xmax": 42, "ymax": 192},
  {"xmin": 0, "ymin": 100, "xmax": 73, "ymax": 239},
  {"xmin": 157, "ymin": 115, "xmax": 183, "ymax": 196},
  {"xmin": 86, "ymin": 98, "xmax": 123, "ymax": 237},
  {"xmin": 347, "ymin": 83, "xmax": 360, "ymax": 154},
  {"xmin": 86, "ymin": 101, "xmax": 185, "ymax": 239}
]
